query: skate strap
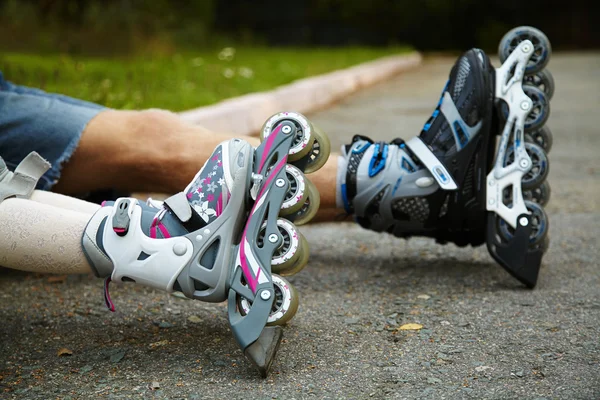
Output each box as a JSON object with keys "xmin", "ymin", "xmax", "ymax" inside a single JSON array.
[
  {"xmin": 405, "ymin": 137, "xmax": 458, "ymax": 190},
  {"xmin": 103, "ymin": 276, "xmax": 116, "ymax": 312},
  {"xmin": 0, "ymin": 152, "xmax": 51, "ymax": 203},
  {"xmin": 163, "ymin": 192, "xmax": 205, "ymax": 232}
]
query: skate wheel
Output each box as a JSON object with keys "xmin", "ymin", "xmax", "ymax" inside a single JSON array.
[
  {"xmin": 269, "ymin": 218, "xmax": 310, "ymax": 276},
  {"xmin": 261, "ymin": 112, "xmax": 315, "ymax": 162},
  {"xmin": 237, "ymin": 275, "xmax": 299, "ymax": 326},
  {"xmin": 303, "ymin": 125, "xmax": 331, "ymax": 174},
  {"xmin": 504, "ymin": 142, "xmax": 549, "ymax": 190},
  {"xmin": 523, "ymin": 181, "xmax": 551, "ymax": 207},
  {"xmin": 288, "ymin": 178, "xmax": 320, "ymax": 226},
  {"xmin": 497, "ymin": 200, "xmax": 549, "ymax": 245},
  {"xmin": 499, "ymin": 85, "xmax": 550, "ymax": 132},
  {"xmin": 523, "ymin": 85, "xmax": 550, "ymax": 132},
  {"xmin": 524, "ymin": 69, "xmax": 555, "ymax": 101},
  {"xmin": 279, "ymin": 165, "xmax": 308, "ymax": 216},
  {"xmin": 525, "ymin": 125, "xmax": 553, "ymax": 154},
  {"xmin": 498, "ymin": 26, "xmax": 552, "ymax": 74}
]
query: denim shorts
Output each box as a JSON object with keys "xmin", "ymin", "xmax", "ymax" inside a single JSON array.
[{"xmin": 0, "ymin": 71, "xmax": 106, "ymax": 191}]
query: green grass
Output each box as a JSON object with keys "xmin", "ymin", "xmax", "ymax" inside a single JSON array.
[{"xmin": 0, "ymin": 47, "xmax": 409, "ymax": 111}]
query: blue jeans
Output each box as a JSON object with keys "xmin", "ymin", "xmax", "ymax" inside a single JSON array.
[{"xmin": 0, "ymin": 71, "xmax": 106, "ymax": 190}]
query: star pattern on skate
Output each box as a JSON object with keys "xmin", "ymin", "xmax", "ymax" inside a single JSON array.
[{"xmin": 185, "ymin": 146, "xmax": 226, "ymax": 225}]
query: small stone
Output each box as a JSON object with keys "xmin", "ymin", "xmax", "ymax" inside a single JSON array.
[
  {"xmin": 427, "ymin": 377, "xmax": 442, "ymax": 384},
  {"xmin": 513, "ymin": 370, "xmax": 524, "ymax": 378},
  {"xmin": 110, "ymin": 350, "xmax": 126, "ymax": 363},
  {"xmin": 150, "ymin": 381, "xmax": 160, "ymax": 390},
  {"xmin": 344, "ymin": 318, "xmax": 360, "ymax": 325},
  {"xmin": 159, "ymin": 321, "xmax": 173, "ymax": 329},
  {"xmin": 79, "ymin": 365, "xmax": 93, "ymax": 374},
  {"xmin": 458, "ymin": 322, "xmax": 471, "ymax": 327},
  {"xmin": 417, "ymin": 294, "xmax": 431, "ymax": 300},
  {"xmin": 475, "ymin": 365, "xmax": 492, "ymax": 372},
  {"xmin": 440, "ymin": 320, "xmax": 451, "ymax": 326},
  {"xmin": 463, "ymin": 387, "xmax": 473, "ymax": 393},
  {"xmin": 421, "ymin": 361, "xmax": 431, "ymax": 368},
  {"xmin": 187, "ymin": 315, "xmax": 202, "ymax": 323}
]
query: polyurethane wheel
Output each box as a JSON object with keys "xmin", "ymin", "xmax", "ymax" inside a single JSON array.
[
  {"xmin": 237, "ymin": 275, "xmax": 300, "ymax": 326},
  {"xmin": 497, "ymin": 200, "xmax": 549, "ymax": 245},
  {"xmin": 279, "ymin": 164, "xmax": 308, "ymax": 216},
  {"xmin": 523, "ymin": 181, "xmax": 551, "ymax": 207},
  {"xmin": 525, "ymin": 125, "xmax": 553, "ymax": 154},
  {"xmin": 269, "ymin": 218, "xmax": 309, "ymax": 276},
  {"xmin": 525, "ymin": 68, "xmax": 555, "ymax": 100},
  {"xmin": 504, "ymin": 142, "xmax": 549, "ymax": 190},
  {"xmin": 498, "ymin": 26, "xmax": 552, "ymax": 74},
  {"xmin": 289, "ymin": 178, "xmax": 320, "ymax": 226},
  {"xmin": 303, "ymin": 124, "xmax": 331, "ymax": 174},
  {"xmin": 260, "ymin": 111, "xmax": 315, "ymax": 162}
]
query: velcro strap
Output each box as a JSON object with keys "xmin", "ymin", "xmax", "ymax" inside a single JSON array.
[
  {"xmin": 405, "ymin": 137, "xmax": 457, "ymax": 190},
  {"xmin": 0, "ymin": 152, "xmax": 51, "ymax": 203},
  {"xmin": 163, "ymin": 192, "xmax": 205, "ymax": 232},
  {"xmin": 163, "ymin": 192, "xmax": 193, "ymax": 222}
]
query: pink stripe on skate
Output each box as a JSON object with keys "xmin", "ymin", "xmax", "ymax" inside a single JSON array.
[
  {"xmin": 158, "ymin": 223, "xmax": 171, "ymax": 238},
  {"xmin": 257, "ymin": 124, "xmax": 282, "ymax": 172},
  {"xmin": 150, "ymin": 216, "xmax": 158, "ymax": 239},
  {"xmin": 216, "ymin": 194, "xmax": 223, "ymax": 217},
  {"xmin": 238, "ymin": 158, "xmax": 287, "ymax": 293}
]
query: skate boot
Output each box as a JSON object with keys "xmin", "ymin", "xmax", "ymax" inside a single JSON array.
[
  {"xmin": 337, "ymin": 26, "xmax": 552, "ymax": 288},
  {"xmin": 81, "ymin": 112, "xmax": 330, "ymax": 377}
]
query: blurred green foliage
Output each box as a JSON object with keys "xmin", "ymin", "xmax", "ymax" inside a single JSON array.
[
  {"xmin": 0, "ymin": 0, "xmax": 217, "ymax": 55},
  {"xmin": 0, "ymin": 47, "xmax": 408, "ymax": 110},
  {"xmin": 1, "ymin": 0, "xmax": 594, "ymax": 55}
]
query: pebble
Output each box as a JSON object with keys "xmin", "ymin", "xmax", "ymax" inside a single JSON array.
[
  {"xmin": 417, "ymin": 294, "xmax": 431, "ymax": 300},
  {"xmin": 427, "ymin": 377, "xmax": 442, "ymax": 384},
  {"xmin": 514, "ymin": 370, "xmax": 524, "ymax": 378},
  {"xmin": 110, "ymin": 350, "xmax": 126, "ymax": 364},
  {"xmin": 188, "ymin": 315, "xmax": 202, "ymax": 323},
  {"xmin": 159, "ymin": 321, "xmax": 173, "ymax": 329},
  {"xmin": 80, "ymin": 365, "xmax": 94, "ymax": 374},
  {"xmin": 344, "ymin": 318, "xmax": 360, "ymax": 325}
]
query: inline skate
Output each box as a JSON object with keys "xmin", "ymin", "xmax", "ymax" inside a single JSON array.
[
  {"xmin": 81, "ymin": 112, "xmax": 330, "ymax": 377},
  {"xmin": 337, "ymin": 26, "xmax": 553, "ymax": 288}
]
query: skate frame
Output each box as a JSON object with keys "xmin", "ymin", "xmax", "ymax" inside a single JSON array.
[{"xmin": 486, "ymin": 40, "xmax": 536, "ymax": 229}]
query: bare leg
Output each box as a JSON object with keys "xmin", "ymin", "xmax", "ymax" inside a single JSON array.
[
  {"xmin": 0, "ymin": 196, "xmax": 94, "ymax": 274},
  {"xmin": 52, "ymin": 109, "xmax": 342, "ymax": 219}
]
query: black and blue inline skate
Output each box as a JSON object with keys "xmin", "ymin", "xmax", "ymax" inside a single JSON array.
[{"xmin": 337, "ymin": 26, "xmax": 553, "ymax": 288}]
